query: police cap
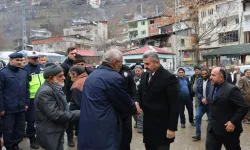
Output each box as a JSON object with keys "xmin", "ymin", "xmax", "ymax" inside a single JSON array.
[{"xmin": 9, "ymin": 52, "xmax": 24, "ymax": 59}]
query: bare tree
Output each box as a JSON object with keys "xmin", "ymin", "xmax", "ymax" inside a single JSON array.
[{"xmin": 165, "ymin": 0, "xmax": 241, "ymax": 64}]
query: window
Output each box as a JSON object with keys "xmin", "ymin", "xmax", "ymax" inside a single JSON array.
[
  {"xmin": 129, "ymin": 31, "xmax": 138, "ymax": 38},
  {"xmin": 205, "ymin": 38, "xmax": 211, "ymax": 45},
  {"xmin": 201, "ymin": 11, "xmax": 206, "ymax": 18},
  {"xmin": 208, "ymin": 9, "xmax": 213, "ymax": 15},
  {"xmin": 202, "ymin": 24, "xmax": 206, "ymax": 31},
  {"xmin": 222, "ymin": 21, "xmax": 227, "ymax": 27},
  {"xmin": 181, "ymin": 39, "xmax": 185, "ymax": 47},
  {"xmin": 141, "ymin": 21, "xmax": 145, "ymax": 25},
  {"xmin": 129, "ymin": 22, "xmax": 138, "ymax": 28},
  {"xmin": 163, "ymin": 58, "xmax": 166, "ymax": 62},
  {"xmin": 150, "ymin": 20, "xmax": 154, "ymax": 24},
  {"xmin": 148, "ymin": 41, "xmax": 155, "ymax": 46},
  {"xmin": 219, "ymin": 30, "xmax": 239, "ymax": 44},
  {"xmin": 141, "ymin": 30, "xmax": 146, "ymax": 35},
  {"xmin": 244, "ymin": 31, "xmax": 250, "ymax": 43},
  {"xmin": 207, "ymin": 22, "xmax": 214, "ymax": 29},
  {"xmin": 235, "ymin": 18, "xmax": 239, "ymax": 24}
]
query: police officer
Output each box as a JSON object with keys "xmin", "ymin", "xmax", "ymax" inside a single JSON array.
[
  {"xmin": 23, "ymin": 51, "xmax": 44, "ymax": 149},
  {"xmin": 0, "ymin": 52, "xmax": 29, "ymax": 150},
  {"xmin": 120, "ymin": 65, "xmax": 136, "ymax": 150}
]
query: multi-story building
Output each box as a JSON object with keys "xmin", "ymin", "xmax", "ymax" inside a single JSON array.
[
  {"xmin": 31, "ymin": 35, "xmax": 93, "ymax": 52},
  {"xmin": 198, "ymin": 0, "xmax": 242, "ymax": 54},
  {"xmin": 29, "ymin": 29, "xmax": 52, "ymax": 40},
  {"xmin": 127, "ymin": 18, "xmax": 149, "ymax": 42},
  {"xmin": 63, "ymin": 20, "xmax": 108, "ymax": 50},
  {"xmin": 243, "ymin": 0, "xmax": 250, "ymax": 43}
]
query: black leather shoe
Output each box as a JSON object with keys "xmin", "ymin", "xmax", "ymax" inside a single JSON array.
[
  {"xmin": 192, "ymin": 135, "xmax": 201, "ymax": 141},
  {"xmin": 29, "ymin": 137, "xmax": 39, "ymax": 149},
  {"xmin": 13, "ymin": 145, "xmax": 22, "ymax": 150},
  {"xmin": 68, "ymin": 137, "xmax": 75, "ymax": 147}
]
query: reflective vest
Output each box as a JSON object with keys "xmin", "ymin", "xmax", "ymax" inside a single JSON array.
[{"xmin": 29, "ymin": 71, "xmax": 45, "ymax": 99}]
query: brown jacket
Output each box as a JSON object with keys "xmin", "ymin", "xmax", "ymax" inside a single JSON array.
[
  {"xmin": 70, "ymin": 73, "xmax": 88, "ymax": 110},
  {"xmin": 238, "ymin": 76, "xmax": 250, "ymax": 101}
]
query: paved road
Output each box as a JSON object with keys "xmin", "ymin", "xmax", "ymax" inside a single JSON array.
[{"xmin": 2, "ymin": 118, "xmax": 250, "ymax": 150}]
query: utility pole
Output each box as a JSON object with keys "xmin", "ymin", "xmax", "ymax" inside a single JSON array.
[
  {"xmin": 175, "ymin": 0, "xmax": 182, "ymax": 66},
  {"xmin": 140, "ymin": 4, "xmax": 143, "ymax": 16},
  {"xmin": 22, "ymin": 0, "xmax": 27, "ymax": 50}
]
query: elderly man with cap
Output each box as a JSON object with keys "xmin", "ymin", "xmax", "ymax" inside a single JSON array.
[
  {"xmin": 23, "ymin": 51, "xmax": 44, "ymax": 149},
  {"xmin": 35, "ymin": 63, "xmax": 80, "ymax": 150},
  {"xmin": 0, "ymin": 52, "xmax": 30, "ymax": 150}
]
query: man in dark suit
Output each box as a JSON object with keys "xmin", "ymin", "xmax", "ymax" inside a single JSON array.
[
  {"xmin": 137, "ymin": 50, "xmax": 180, "ymax": 150},
  {"xmin": 220, "ymin": 66, "xmax": 233, "ymax": 84},
  {"xmin": 206, "ymin": 67, "xmax": 249, "ymax": 150}
]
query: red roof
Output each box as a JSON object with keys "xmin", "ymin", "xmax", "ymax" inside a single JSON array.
[
  {"xmin": 123, "ymin": 45, "xmax": 175, "ymax": 56},
  {"xmin": 77, "ymin": 50, "xmax": 100, "ymax": 57}
]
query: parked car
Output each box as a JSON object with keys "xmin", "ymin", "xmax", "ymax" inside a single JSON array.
[{"xmin": 239, "ymin": 65, "xmax": 250, "ymax": 73}]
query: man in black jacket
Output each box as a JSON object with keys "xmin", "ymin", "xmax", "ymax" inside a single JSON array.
[
  {"xmin": 220, "ymin": 66, "xmax": 233, "ymax": 84},
  {"xmin": 65, "ymin": 55, "xmax": 92, "ymax": 147},
  {"xmin": 0, "ymin": 117, "xmax": 3, "ymax": 150},
  {"xmin": 137, "ymin": 50, "xmax": 180, "ymax": 150},
  {"xmin": 190, "ymin": 66, "xmax": 201, "ymax": 107},
  {"xmin": 206, "ymin": 67, "xmax": 248, "ymax": 150},
  {"xmin": 119, "ymin": 64, "xmax": 136, "ymax": 150}
]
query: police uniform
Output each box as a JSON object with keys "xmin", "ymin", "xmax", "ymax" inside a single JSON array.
[
  {"xmin": 23, "ymin": 51, "xmax": 44, "ymax": 149},
  {"xmin": 119, "ymin": 65, "xmax": 136, "ymax": 150},
  {"xmin": 0, "ymin": 52, "xmax": 29, "ymax": 150}
]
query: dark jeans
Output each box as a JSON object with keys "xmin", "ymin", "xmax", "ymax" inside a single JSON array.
[
  {"xmin": 195, "ymin": 104, "xmax": 210, "ymax": 136},
  {"xmin": 120, "ymin": 115, "xmax": 132, "ymax": 150},
  {"xmin": 145, "ymin": 143, "xmax": 170, "ymax": 150},
  {"xmin": 206, "ymin": 131, "xmax": 241, "ymax": 150},
  {"xmin": 3, "ymin": 112, "xmax": 25, "ymax": 148},
  {"xmin": 66, "ymin": 120, "xmax": 79, "ymax": 137},
  {"xmin": 25, "ymin": 100, "xmax": 36, "ymax": 138},
  {"xmin": 179, "ymin": 95, "xmax": 194, "ymax": 124}
]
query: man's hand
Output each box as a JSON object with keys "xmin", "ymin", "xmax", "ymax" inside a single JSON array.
[
  {"xmin": 224, "ymin": 121, "xmax": 235, "ymax": 132},
  {"xmin": 0, "ymin": 111, "xmax": 4, "ymax": 117},
  {"xmin": 25, "ymin": 106, "xmax": 28, "ymax": 111},
  {"xmin": 166, "ymin": 129, "xmax": 175, "ymax": 139},
  {"xmin": 0, "ymin": 137, "xmax": 3, "ymax": 148},
  {"xmin": 202, "ymin": 98, "xmax": 208, "ymax": 105},
  {"xmin": 135, "ymin": 102, "xmax": 142, "ymax": 114}
]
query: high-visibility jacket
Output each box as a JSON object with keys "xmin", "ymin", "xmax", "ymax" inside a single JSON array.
[
  {"xmin": 23, "ymin": 63, "xmax": 45, "ymax": 99},
  {"xmin": 29, "ymin": 72, "xmax": 45, "ymax": 98}
]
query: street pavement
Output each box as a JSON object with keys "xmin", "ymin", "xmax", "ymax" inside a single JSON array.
[{"xmin": 2, "ymin": 118, "xmax": 250, "ymax": 150}]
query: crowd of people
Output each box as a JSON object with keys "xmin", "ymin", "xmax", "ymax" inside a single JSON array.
[{"xmin": 0, "ymin": 47, "xmax": 249, "ymax": 150}]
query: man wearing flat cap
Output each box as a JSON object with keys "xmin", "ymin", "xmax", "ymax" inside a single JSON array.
[
  {"xmin": 0, "ymin": 52, "xmax": 30, "ymax": 150},
  {"xmin": 35, "ymin": 63, "xmax": 80, "ymax": 150},
  {"xmin": 23, "ymin": 51, "xmax": 44, "ymax": 149}
]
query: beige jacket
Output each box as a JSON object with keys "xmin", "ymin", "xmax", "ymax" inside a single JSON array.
[{"xmin": 238, "ymin": 76, "xmax": 250, "ymax": 101}]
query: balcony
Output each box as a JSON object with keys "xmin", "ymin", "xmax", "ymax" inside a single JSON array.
[
  {"xmin": 243, "ymin": 22, "xmax": 250, "ymax": 32},
  {"xmin": 243, "ymin": 11, "xmax": 250, "ymax": 16}
]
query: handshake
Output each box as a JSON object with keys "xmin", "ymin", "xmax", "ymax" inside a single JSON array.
[{"xmin": 135, "ymin": 102, "xmax": 142, "ymax": 114}]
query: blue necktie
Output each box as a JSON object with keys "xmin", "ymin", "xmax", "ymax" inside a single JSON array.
[{"xmin": 213, "ymin": 87, "xmax": 217, "ymax": 101}]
